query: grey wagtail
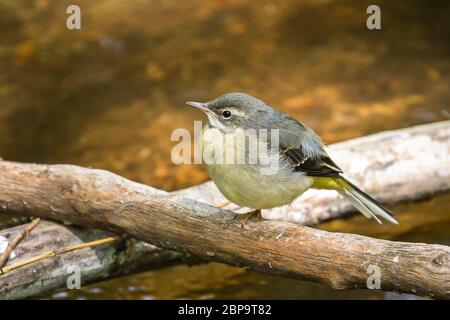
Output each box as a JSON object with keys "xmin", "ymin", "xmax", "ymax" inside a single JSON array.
[{"xmin": 187, "ymin": 92, "xmax": 398, "ymax": 224}]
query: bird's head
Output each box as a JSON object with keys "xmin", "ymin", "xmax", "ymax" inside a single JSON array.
[{"xmin": 187, "ymin": 92, "xmax": 272, "ymax": 130}]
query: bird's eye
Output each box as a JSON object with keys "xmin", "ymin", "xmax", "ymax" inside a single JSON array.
[{"xmin": 222, "ymin": 110, "xmax": 232, "ymax": 118}]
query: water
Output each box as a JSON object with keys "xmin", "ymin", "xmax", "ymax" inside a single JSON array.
[{"xmin": 0, "ymin": 0, "xmax": 448, "ymax": 299}]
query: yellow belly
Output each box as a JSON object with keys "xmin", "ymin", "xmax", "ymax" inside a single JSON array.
[{"xmin": 205, "ymin": 163, "xmax": 313, "ymax": 209}]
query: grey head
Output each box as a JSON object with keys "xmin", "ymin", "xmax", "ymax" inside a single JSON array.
[
  {"xmin": 187, "ymin": 92, "xmax": 284, "ymax": 131},
  {"xmin": 187, "ymin": 92, "xmax": 324, "ymax": 158}
]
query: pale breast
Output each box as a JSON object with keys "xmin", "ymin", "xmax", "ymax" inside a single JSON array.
[{"xmin": 201, "ymin": 126, "xmax": 313, "ymax": 209}]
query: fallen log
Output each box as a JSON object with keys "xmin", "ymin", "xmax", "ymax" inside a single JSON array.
[
  {"xmin": 0, "ymin": 121, "xmax": 449, "ymax": 299},
  {"xmin": 0, "ymin": 221, "xmax": 186, "ymax": 299}
]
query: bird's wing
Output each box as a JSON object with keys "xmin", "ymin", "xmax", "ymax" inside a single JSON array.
[
  {"xmin": 274, "ymin": 111, "xmax": 342, "ymax": 177},
  {"xmin": 279, "ymin": 144, "xmax": 343, "ymax": 177}
]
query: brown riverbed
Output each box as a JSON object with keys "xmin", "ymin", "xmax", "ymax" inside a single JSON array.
[{"xmin": 0, "ymin": 0, "xmax": 449, "ymax": 299}]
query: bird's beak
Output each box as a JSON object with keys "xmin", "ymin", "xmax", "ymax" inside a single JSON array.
[{"xmin": 186, "ymin": 101, "xmax": 210, "ymax": 113}]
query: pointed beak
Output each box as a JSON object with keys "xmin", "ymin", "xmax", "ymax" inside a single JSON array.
[{"xmin": 186, "ymin": 101, "xmax": 209, "ymax": 113}]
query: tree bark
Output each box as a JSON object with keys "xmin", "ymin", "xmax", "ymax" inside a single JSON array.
[{"xmin": 0, "ymin": 121, "xmax": 449, "ymax": 299}]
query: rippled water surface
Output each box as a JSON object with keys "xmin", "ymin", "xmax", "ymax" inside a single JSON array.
[{"xmin": 0, "ymin": 0, "xmax": 448, "ymax": 299}]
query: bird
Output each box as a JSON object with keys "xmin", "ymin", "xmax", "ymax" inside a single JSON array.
[{"xmin": 186, "ymin": 92, "xmax": 398, "ymax": 224}]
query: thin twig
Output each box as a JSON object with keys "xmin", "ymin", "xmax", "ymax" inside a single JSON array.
[
  {"xmin": 0, "ymin": 218, "xmax": 40, "ymax": 270},
  {"xmin": 0, "ymin": 235, "xmax": 120, "ymax": 274}
]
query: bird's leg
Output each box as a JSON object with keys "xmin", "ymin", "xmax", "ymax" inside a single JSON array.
[
  {"xmin": 215, "ymin": 200, "xmax": 264, "ymax": 224},
  {"xmin": 233, "ymin": 209, "xmax": 263, "ymax": 224}
]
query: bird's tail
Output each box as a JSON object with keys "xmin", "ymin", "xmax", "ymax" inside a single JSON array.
[{"xmin": 335, "ymin": 176, "xmax": 398, "ymax": 224}]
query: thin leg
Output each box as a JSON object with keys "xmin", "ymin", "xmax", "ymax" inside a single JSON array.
[{"xmin": 233, "ymin": 209, "xmax": 263, "ymax": 224}]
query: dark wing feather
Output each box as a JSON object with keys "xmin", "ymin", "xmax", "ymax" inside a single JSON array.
[{"xmin": 280, "ymin": 144, "xmax": 343, "ymax": 177}]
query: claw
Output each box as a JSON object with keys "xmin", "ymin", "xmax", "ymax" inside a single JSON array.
[{"xmin": 233, "ymin": 210, "xmax": 263, "ymax": 224}]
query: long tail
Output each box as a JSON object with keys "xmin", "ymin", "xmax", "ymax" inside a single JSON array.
[{"xmin": 335, "ymin": 176, "xmax": 398, "ymax": 224}]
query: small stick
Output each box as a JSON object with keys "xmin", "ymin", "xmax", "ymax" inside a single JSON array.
[
  {"xmin": 0, "ymin": 218, "xmax": 40, "ymax": 269},
  {"xmin": 0, "ymin": 235, "xmax": 120, "ymax": 274}
]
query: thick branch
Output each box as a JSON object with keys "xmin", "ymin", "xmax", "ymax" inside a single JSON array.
[{"xmin": 0, "ymin": 123, "xmax": 449, "ymax": 299}]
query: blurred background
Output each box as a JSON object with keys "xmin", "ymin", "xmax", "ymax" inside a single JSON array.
[{"xmin": 0, "ymin": 0, "xmax": 449, "ymax": 299}]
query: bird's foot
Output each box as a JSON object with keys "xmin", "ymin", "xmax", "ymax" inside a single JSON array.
[{"xmin": 233, "ymin": 209, "xmax": 263, "ymax": 224}]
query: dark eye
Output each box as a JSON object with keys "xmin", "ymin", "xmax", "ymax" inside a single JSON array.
[{"xmin": 222, "ymin": 110, "xmax": 232, "ymax": 118}]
